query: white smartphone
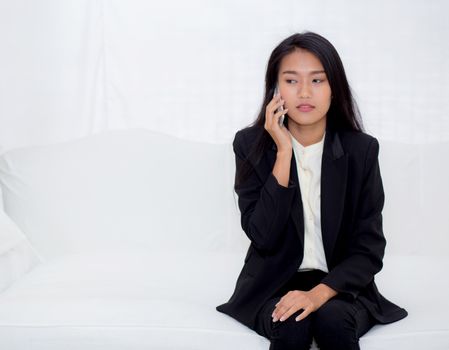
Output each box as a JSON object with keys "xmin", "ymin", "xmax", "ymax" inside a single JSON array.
[{"xmin": 274, "ymin": 85, "xmax": 285, "ymax": 127}]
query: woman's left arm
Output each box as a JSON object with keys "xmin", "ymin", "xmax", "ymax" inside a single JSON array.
[{"xmin": 320, "ymin": 137, "xmax": 386, "ymax": 300}]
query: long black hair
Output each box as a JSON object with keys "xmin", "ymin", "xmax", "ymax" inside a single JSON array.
[{"xmin": 236, "ymin": 31, "xmax": 364, "ymax": 187}]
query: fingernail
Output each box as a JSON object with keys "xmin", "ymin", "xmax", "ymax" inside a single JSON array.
[{"xmin": 279, "ymin": 316, "xmax": 285, "ymax": 322}]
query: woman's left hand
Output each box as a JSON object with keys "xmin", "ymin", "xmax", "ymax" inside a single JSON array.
[{"xmin": 271, "ymin": 283, "xmax": 337, "ymax": 322}]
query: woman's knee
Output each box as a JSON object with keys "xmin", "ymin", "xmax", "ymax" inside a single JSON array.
[
  {"xmin": 312, "ymin": 298, "xmax": 359, "ymax": 349},
  {"xmin": 270, "ymin": 310, "xmax": 314, "ymax": 350}
]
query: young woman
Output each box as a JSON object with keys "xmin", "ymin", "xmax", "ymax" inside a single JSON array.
[{"xmin": 216, "ymin": 32, "xmax": 408, "ymax": 350}]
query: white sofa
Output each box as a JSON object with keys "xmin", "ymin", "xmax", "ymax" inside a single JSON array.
[{"xmin": 0, "ymin": 128, "xmax": 448, "ymax": 349}]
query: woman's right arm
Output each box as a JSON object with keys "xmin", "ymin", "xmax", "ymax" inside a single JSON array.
[
  {"xmin": 233, "ymin": 131, "xmax": 297, "ymax": 254},
  {"xmin": 273, "ymin": 148, "xmax": 293, "ymax": 187}
]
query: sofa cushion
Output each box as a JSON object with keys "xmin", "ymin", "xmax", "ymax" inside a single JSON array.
[
  {"xmin": 0, "ymin": 249, "xmax": 267, "ymax": 349},
  {"xmin": 0, "ymin": 250, "xmax": 447, "ymax": 349},
  {"xmin": 0, "ymin": 129, "xmax": 243, "ymax": 259}
]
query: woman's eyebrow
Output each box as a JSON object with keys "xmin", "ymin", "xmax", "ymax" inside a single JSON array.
[{"xmin": 281, "ymin": 70, "xmax": 325, "ymax": 75}]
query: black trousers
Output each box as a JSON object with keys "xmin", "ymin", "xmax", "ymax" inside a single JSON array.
[{"xmin": 254, "ymin": 270, "xmax": 377, "ymax": 350}]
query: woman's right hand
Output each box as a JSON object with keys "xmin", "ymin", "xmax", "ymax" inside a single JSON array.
[{"xmin": 264, "ymin": 92, "xmax": 292, "ymax": 153}]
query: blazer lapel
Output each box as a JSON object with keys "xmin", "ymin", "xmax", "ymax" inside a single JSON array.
[
  {"xmin": 321, "ymin": 128, "xmax": 348, "ymax": 265},
  {"xmin": 287, "ymin": 150, "xmax": 304, "ymax": 248},
  {"xmin": 269, "ymin": 127, "xmax": 348, "ymax": 266}
]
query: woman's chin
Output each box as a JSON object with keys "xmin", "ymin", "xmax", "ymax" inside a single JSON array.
[{"xmin": 287, "ymin": 116, "xmax": 324, "ymax": 128}]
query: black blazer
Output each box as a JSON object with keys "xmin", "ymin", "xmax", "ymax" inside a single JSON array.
[{"xmin": 216, "ymin": 124, "xmax": 408, "ymax": 331}]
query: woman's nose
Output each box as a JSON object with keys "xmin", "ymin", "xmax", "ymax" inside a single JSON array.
[{"xmin": 297, "ymin": 83, "xmax": 312, "ymax": 98}]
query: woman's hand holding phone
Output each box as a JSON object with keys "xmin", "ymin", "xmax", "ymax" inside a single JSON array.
[{"xmin": 265, "ymin": 90, "xmax": 292, "ymax": 154}]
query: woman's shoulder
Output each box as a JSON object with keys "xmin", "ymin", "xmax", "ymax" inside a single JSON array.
[
  {"xmin": 234, "ymin": 124, "xmax": 263, "ymax": 141},
  {"xmin": 338, "ymin": 129, "xmax": 380, "ymax": 160},
  {"xmin": 232, "ymin": 125, "xmax": 264, "ymax": 149},
  {"xmin": 338, "ymin": 129, "xmax": 377, "ymax": 144}
]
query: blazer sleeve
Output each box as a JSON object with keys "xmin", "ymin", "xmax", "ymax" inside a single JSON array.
[
  {"xmin": 321, "ymin": 137, "xmax": 386, "ymax": 300},
  {"xmin": 233, "ymin": 130, "xmax": 297, "ymax": 253}
]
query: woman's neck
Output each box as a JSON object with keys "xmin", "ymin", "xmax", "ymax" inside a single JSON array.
[{"xmin": 288, "ymin": 118, "xmax": 327, "ymax": 147}]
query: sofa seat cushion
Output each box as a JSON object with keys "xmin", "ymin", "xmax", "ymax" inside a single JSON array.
[
  {"xmin": 0, "ymin": 249, "xmax": 270, "ymax": 349},
  {"xmin": 0, "ymin": 251, "xmax": 447, "ymax": 349},
  {"xmin": 364, "ymin": 254, "xmax": 449, "ymax": 348}
]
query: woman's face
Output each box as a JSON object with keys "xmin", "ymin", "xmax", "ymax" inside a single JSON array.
[{"xmin": 277, "ymin": 48, "xmax": 332, "ymax": 129}]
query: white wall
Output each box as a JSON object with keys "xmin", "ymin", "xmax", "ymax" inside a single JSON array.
[{"xmin": 1, "ymin": 0, "xmax": 448, "ymax": 153}]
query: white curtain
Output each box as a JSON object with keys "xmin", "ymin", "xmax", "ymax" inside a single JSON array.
[{"xmin": 1, "ymin": 0, "xmax": 448, "ymax": 153}]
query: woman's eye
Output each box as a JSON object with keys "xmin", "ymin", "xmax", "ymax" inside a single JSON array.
[{"xmin": 286, "ymin": 78, "xmax": 325, "ymax": 84}]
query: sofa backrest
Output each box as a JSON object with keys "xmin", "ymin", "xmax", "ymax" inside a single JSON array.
[
  {"xmin": 378, "ymin": 139, "xmax": 449, "ymax": 257},
  {"xmin": 0, "ymin": 129, "xmax": 244, "ymax": 259},
  {"xmin": 0, "ymin": 128, "xmax": 447, "ymax": 260}
]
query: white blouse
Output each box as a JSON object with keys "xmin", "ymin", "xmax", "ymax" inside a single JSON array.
[{"xmin": 290, "ymin": 131, "xmax": 329, "ymax": 273}]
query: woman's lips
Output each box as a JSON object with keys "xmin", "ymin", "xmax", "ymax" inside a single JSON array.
[{"xmin": 297, "ymin": 104, "xmax": 315, "ymax": 112}]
